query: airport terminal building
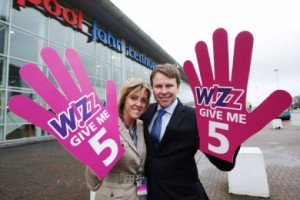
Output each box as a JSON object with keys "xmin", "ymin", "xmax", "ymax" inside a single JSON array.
[{"xmin": 0, "ymin": 0, "xmax": 193, "ymax": 145}]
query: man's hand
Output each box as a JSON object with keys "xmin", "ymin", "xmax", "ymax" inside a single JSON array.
[
  {"xmin": 9, "ymin": 47, "xmax": 125, "ymax": 178},
  {"xmin": 183, "ymin": 28, "xmax": 292, "ymax": 162}
]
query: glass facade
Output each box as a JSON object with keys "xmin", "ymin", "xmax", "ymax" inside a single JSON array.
[{"xmin": 0, "ymin": 0, "xmax": 193, "ymax": 143}]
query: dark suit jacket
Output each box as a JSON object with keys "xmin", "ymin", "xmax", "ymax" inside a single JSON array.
[{"xmin": 141, "ymin": 99, "xmax": 237, "ymax": 200}]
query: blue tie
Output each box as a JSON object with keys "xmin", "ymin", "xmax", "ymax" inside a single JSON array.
[{"xmin": 150, "ymin": 109, "xmax": 166, "ymax": 144}]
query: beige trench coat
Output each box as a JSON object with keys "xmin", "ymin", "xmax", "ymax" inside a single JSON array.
[{"xmin": 85, "ymin": 117, "xmax": 147, "ymax": 200}]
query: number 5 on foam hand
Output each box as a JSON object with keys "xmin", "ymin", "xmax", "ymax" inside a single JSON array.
[
  {"xmin": 183, "ymin": 28, "xmax": 292, "ymax": 162},
  {"xmin": 9, "ymin": 47, "xmax": 125, "ymax": 178}
]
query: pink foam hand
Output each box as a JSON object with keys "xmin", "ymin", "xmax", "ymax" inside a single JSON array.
[
  {"xmin": 183, "ymin": 28, "xmax": 292, "ymax": 162},
  {"xmin": 8, "ymin": 47, "xmax": 125, "ymax": 179}
]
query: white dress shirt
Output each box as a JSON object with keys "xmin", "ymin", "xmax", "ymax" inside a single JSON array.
[{"xmin": 148, "ymin": 99, "xmax": 178, "ymax": 141}]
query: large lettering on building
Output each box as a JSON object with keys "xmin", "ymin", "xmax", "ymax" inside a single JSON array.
[
  {"xmin": 92, "ymin": 20, "xmax": 123, "ymax": 53},
  {"xmin": 16, "ymin": 0, "xmax": 83, "ymax": 30},
  {"xmin": 15, "ymin": 0, "xmax": 158, "ymax": 70},
  {"xmin": 92, "ymin": 20, "xmax": 156, "ymax": 69},
  {"xmin": 126, "ymin": 44, "xmax": 156, "ymax": 70}
]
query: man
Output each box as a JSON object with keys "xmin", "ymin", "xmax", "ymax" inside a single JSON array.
[{"xmin": 141, "ymin": 63, "xmax": 238, "ymax": 200}]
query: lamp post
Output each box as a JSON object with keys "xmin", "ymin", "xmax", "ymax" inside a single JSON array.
[{"xmin": 274, "ymin": 69, "xmax": 279, "ymax": 89}]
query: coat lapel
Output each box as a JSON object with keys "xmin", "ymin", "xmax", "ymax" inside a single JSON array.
[{"xmin": 118, "ymin": 117, "xmax": 138, "ymax": 154}]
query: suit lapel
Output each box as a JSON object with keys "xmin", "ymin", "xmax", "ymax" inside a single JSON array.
[
  {"xmin": 143, "ymin": 104, "xmax": 157, "ymax": 129},
  {"xmin": 158, "ymin": 100, "xmax": 186, "ymax": 149},
  {"xmin": 145, "ymin": 101, "xmax": 186, "ymax": 152}
]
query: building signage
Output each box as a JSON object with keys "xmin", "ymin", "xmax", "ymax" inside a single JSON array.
[
  {"xmin": 92, "ymin": 20, "xmax": 123, "ymax": 53},
  {"xmin": 15, "ymin": 0, "xmax": 156, "ymax": 70},
  {"xmin": 16, "ymin": 0, "xmax": 83, "ymax": 30},
  {"xmin": 92, "ymin": 21, "xmax": 156, "ymax": 70},
  {"xmin": 126, "ymin": 44, "xmax": 156, "ymax": 70}
]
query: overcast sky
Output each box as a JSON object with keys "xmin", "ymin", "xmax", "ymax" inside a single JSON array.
[{"xmin": 111, "ymin": 0, "xmax": 300, "ymax": 106}]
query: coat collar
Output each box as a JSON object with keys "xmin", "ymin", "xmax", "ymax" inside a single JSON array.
[{"xmin": 118, "ymin": 117, "xmax": 144, "ymax": 155}]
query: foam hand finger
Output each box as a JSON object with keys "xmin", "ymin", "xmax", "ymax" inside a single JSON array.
[
  {"xmin": 248, "ymin": 90, "xmax": 292, "ymax": 130},
  {"xmin": 183, "ymin": 28, "xmax": 292, "ymax": 162},
  {"xmin": 8, "ymin": 47, "xmax": 125, "ymax": 179},
  {"xmin": 9, "ymin": 95, "xmax": 55, "ymax": 134},
  {"xmin": 183, "ymin": 60, "xmax": 202, "ymax": 88}
]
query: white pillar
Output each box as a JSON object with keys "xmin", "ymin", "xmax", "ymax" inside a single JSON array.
[
  {"xmin": 271, "ymin": 118, "xmax": 283, "ymax": 129},
  {"xmin": 90, "ymin": 191, "xmax": 96, "ymax": 200},
  {"xmin": 228, "ymin": 147, "xmax": 270, "ymax": 198}
]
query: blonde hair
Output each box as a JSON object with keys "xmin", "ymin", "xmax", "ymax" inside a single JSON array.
[{"xmin": 118, "ymin": 78, "xmax": 151, "ymax": 115}]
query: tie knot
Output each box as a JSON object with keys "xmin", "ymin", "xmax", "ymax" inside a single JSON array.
[{"xmin": 157, "ymin": 109, "xmax": 166, "ymax": 117}]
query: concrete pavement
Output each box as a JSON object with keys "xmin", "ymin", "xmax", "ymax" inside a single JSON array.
[
  {"xmin": 0, "ymin": 139, "xmax": 89, "ymax": 200},
  {"xmin": 196, "ymin": 120, "xmax": 300, "ymax": 200},
  {"xmin": 0, "ymin": 120, "xmax": 299, "ymax": 200}
]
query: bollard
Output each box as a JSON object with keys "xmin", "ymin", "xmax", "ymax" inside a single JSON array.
[
  {"xmin": 271, "ymin": 118, "xmax": 283, "ymax": 129},
  {"xmin": 228, "ymin": 147, "xmax": 270, "ymax": 198}
]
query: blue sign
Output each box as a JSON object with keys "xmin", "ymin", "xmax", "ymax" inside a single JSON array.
[{"xmin": 91, "ymin": 20, "xmax": 156, "ymax": 69}]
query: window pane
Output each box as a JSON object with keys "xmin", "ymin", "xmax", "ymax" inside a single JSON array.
[
  {"xmin": 2, "ymin": 74, "xmax": 48, "ymax": 141},
  {"xmin": 96, "ymin": 43, "xmax": 110, "ymax": 63},
  {"xmin": 50, "ymin": 18, "xmax": 74, "ymax": 47},
  {"xmin": 124, "ymin": 58, "xmax": 134, "ymax": 80},
  {"xmin": 12, "ymin": 6, "xmax": 48, "ymax": 37},
  {"xmin": 96, "ymin": 61, "xmax": 110, "ymax": 80},
  {"xmin": 78, "ymin": 53, "xmax": 95, "ymax": 78},
  {"xmin": 142, "ymin": 67, "xmax": 151, "ymax": 81},
  {"xmin": 7, "ymin": 91, "xmax": 38, "ymax": 124},
  {"xmin": 0, "ymin": 56, "xmax": 7, "ymax": 87},
  {"xmin": 6, "ymin": 124, "xmax": 37, "ymax": 140},
  {"xmin": 133, "ymin": 63, "xmax": 142, "ymax": 78},
  {"xmin": 111, "ymin": 51, "xmax": 121, "ymax": 67},
  {"xmin": 10, "ymin": 28, "xmax": 47, "ymax": 64},
  {"xmin": 0, "ymin": 90, "xmax": 5, "ymax": 124},
  {"xmin": 124, "ymin": 73, "xmax": 132, "ymax": 80},
  {"xmin": 8, "ymin": 58, "xmax": 30, "ymax": 88},
  {"xmin": 112, "ymin": 66, "xmax": 121, "ymax": 84},
  {"xmin": 116, "ymin": 84, "xmax": 121, "ymax": 97},
  {"xmin": 75, "ymin": 24, "xmax": 95, "ymax": 56},
  {"xmin": 94, "ymin": 80, "xmax": 120, "ymax": 105},
  {"xmin": 0, "ymin": 125, "xmax": 3, "ymax": 141},
  {"xmin": 125, "ymin": 58, "xmax": 134, "ymax": 73},
  {"xmin": 94, "ymin": 79, "xmax": 106, "ymax": 102},
  {"xmin": 0, "ymin": 22, "xmax": 8, "ymax": 54},
  {"xmin": 0, "ymin": 0, "xmax": 10, "ymax": 22}
]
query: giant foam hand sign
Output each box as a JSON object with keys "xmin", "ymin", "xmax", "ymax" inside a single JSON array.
[
  {"xmin": 8, "ymin": 47, "xmax": 125, "ymax": 179},
  {"xmin": 183, "ymin": 28, "xmax": 292, "ymax": 162}
]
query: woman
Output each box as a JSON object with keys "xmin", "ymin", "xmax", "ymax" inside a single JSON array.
[{"xmin": 85, "ymin": 78, "xmax": 151, "ymax": 200}]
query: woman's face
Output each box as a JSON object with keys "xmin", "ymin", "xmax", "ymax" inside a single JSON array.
[{"xmin": 123, "ymin": 87, "xmax": 149, "ymax": 122}]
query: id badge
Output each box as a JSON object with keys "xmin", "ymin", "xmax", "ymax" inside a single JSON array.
[{"xmin": 136, "ymin": 177, "xmax": 147, "ymax": 195}]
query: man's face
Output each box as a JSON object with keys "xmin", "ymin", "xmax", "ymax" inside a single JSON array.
[{"xmin": 152, "ymin": 72, "xmax": 179, "ymax": 108}]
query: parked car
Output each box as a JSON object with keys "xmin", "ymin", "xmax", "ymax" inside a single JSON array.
[{"xmin": 277, "ymin": 110, "xmax": 291, "ymax": 120}]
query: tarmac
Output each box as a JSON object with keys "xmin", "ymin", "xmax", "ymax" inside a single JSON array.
[{"xmin": 0, "ymin": 119, "xmax": 299, "ymax": 200}]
